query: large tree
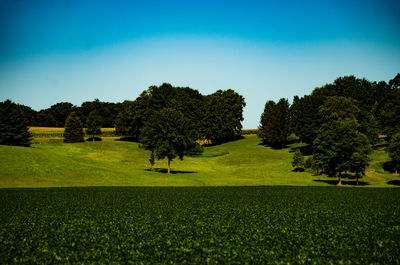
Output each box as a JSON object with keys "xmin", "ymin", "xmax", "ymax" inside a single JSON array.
[
  {"xmin": 259, "ymin": 98, "xmax": 289, "ymax": 148},
  {"xmin": 86, "ymin": 110, "xmax": 102, "ymax": 141},
  {"xmin": 0, "ymin": 100, "xmax": 32, "ymax": 147},
  {"xmin": 388, "ymin": 132, "xmax": 400, "ymax": 174},
  {"xmin": 64, "ymin": 112, "xmax": 84, "ymax": 143},
  {"xmin": 202, "ymin": 90, "xmax": 245, "ymax": 144},
  {"xmin": 312, "ymin": 96, "xmax": 371, "ymax": 185},
  {"xmin": 141, "ymin": 108, "xmax": 201, "ymax": 174}
]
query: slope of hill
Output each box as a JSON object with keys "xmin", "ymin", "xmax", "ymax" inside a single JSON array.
[{"xmin": 0, "ymin": 135, "xmax": 398, "ymax": 187}]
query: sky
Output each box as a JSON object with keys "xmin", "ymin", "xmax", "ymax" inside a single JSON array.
[{"xmin": 0, "ymin": 0, "xmax": 399, "ymax": 129}]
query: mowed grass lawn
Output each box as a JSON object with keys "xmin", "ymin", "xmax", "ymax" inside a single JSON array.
[{"xmin": 0, "ymin": 135, "xmax": 398, "ymax": 187}]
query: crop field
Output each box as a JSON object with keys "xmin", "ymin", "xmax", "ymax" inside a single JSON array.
[
  {"xmin": 28, "ymin": 127, "xmax": 118, "ymax": 144},
  {"xmin": 0, "ymin": 186, "xmax": 399, "ymax": 264}
]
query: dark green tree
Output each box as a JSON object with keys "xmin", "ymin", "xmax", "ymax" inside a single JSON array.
[
  {"xmin": 114, "ymin": 112, "xmax": 128, "ymax": 137},
  {"xmin": 200, "ymin": 89, "xmax": 245, "ymax": 144},
  {"xmin": 86, "ymin": 110, "xmax": 102, "ymax": 141},
  {"xmin": 313, "ymin": 96, "xmax": 371, "ymax": 185},
  {"xmin": 47, "ymin": 102, "xmax": 75, "ymax": 127},
  {"xmin": 0, "ymin": 100, "xmax": 32, "ymax": 147},
  {"xmin": 64, "ymin": 112, "xmax": 84, "ymax": 143},
  {"xmin": 141, "ymin": 108, "xmax": 201, "ymax": 174},
  {"xmin": 388, "ymin": 132, "xmax": 400, "ymax": 174},
  {"xmin": 291, "ymin": 149, "xmax": 305, "ymax": 172},
  {"xmin": 348, "ymin": 134, "xmax": 372, "ymax": 185},
  {"xmin": 259, "ymin": 98, "xmax": 289, "ymax": 148}
]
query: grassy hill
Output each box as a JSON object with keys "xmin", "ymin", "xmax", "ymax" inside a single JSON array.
[{"xmin": 0, "ymin": 135, "xmax": 398, "ymax": 187}]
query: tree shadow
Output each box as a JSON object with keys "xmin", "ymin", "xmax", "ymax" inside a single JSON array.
[
  {"xmin": 313, "ymin": 179, "xmax": 370, "ymax": 186},
  {"xmin": 292, "ymin": 168, "xmax": 305, "ymax": 172},
  {"xmin": 86, "ymin": 136, "xmax": 102, "ymax": 142},
  {"xmin": 145, "ymin": 168, "xmax": 198, "ymax": 174},
  {"xmin": 387, "ymin": 180, "xmax": 400, "ymax": 186},
  {"xmin": 372, "ymin": 142, "xmax": 388, "ymax": 150},
  {"xmin": 382, "ymin": 161, "xmax": 396, "ymax": 173},
  {"xmin": 115, "ymin": 136, "xmax": 138, "ymax": 142},
  {"xmin": 258, "ymin": 140, "xmax": 286, "ymax": 150}
]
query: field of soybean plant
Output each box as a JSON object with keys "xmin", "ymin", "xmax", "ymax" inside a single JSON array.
[{"xmin": 1, "ymin": 186, "xmax": 399, "ymax": 264}]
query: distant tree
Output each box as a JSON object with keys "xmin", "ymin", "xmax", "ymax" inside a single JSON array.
[
  {"xmin": 0, "ymin": 100, "xmax": 32, "ymax": 147},
  {"xmin": 114, "ymin": 112, "xmax": 128, "ymax": 137},
  {"xmin": 48, "ymin": 102, "xmax": 75, "ymax": 127},
  {"xmin": 313, "ymin": 97, "xmax": 371, "ymax": 185},
  {"xmin": 380, "ymin": 74, "xmax": 400, "ymax": 136},
  {"xmin": 259, "ymin": 98, "xmax": 289, "ymax": 148},
  {"xmin": 388, "ymin": 132, "xmax": 400, "ymax": 174},
  {"xmin": 86, "ymin": 110, "xmax": 102, "ymax": 141},
  {"xmin": 201, "ymin": 89, "xmax": 245, "ymax": 144},
  {"xmin": 141, "ymin": 108, "xmax": 201, "ymax": 174},
  {"xmin": 64, "ymin": 112, "xmax": 84, "ymax": 143},
  {"xmin": 291, "ymin": 149, "xmax": 305, "ymax": 172}
]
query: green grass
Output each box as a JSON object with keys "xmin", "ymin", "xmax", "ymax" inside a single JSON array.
[
  {"xmin": 1, "ymin": 186, "xmax": 399, "ymax": 264},
  {"xmin": 0, "ymin": 135, "xmax": 399, "ymax": 187}
]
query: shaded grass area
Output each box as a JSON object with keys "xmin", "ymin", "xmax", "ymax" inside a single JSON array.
[
  {"xmin": 0, "ymin": 186, "xmax": 399, "ymax": 264},
  {"xmin": 1, "ymin": 135, "xmax": 399, "ymax": 187}
]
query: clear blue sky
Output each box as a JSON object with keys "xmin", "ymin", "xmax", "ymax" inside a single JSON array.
[{"xmin": 0, "ymin": 0, "xmax": 399, "ymax": 128}]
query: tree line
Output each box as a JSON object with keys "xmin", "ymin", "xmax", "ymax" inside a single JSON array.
[
  {"xmin": 0, "ymin": 83, "xmax": 246, "ymax": 172},
  {"xmin": 259, "ymin": 73, "xmax": 400, "ymax": 183}
]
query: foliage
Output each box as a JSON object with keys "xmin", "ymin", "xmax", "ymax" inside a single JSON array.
[
  {"xmin": 86, "ymin": 110, "xmax": 102, "ymax": 140},
  {"xmin": 201, "ymin": 89, "xmax": 246, "ymax": 144},
  {"xmin": 259, "ymin": 98, "xmax": 289, "ymax": 148},
  {"xmin": 313, "ymin": 97, "xmax": 371, "ymax": 184},
  {"xmin": 388, "ymin": 132, "xmax": 400, "ymax": 174},
  {"xmin": 291, "ymin": 149, "xmax": 305, "ymax": 171},
  {"xmin": 379, "ymin": 74, "xmax": 400, "ymax": 136},
  {"xmin": 64, "ymin": 112, "xmax": 84, "ymax": 143},
  {"xmin": 0, "ymin": 100, "xmax": 32, "ymax": 147},
  {"xmin": 304, "ymin": 156, "xmax": 313, "ymax": 169},
  {"xmin": 114, "ymin": 112, "xmax": 128, "ymax": 136},
  {"xmin": 141, "ymin": 108, "xmax": 201, "ymax": 173},
  {"xmin": 0, "ymin": 187, "xmax": 399, "ymax": 264}
]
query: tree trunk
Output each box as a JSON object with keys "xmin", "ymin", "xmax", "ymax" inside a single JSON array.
[
  {"xmin": 337, "ymin": 173, "xmax": 342, "ymax": 186},
  {"xmin": 151, "ymin": 164, "xmax": 155, "ymax": 172},
  {"xmin": 356, "ymin": 175, "xmax": 359, "ymax": 185},
  {"xmin": 92, "ymin": 135, "xmax": 95, "ymax": 142},
  {"xmin": 168, "ymin": 158, "xmax": 171, "ymax": 174}
]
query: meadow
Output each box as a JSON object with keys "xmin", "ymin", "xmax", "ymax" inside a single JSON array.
[
  {"xmin": 1, "ymin": 186, "xmax": 399, "ymax": 264},
  {"xmin": 0, "ymin": 133, "xmax": 399, "ymax": 187}
]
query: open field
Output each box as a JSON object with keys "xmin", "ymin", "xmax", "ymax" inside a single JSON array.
[
  {"xmin": 29, "ymin": 127, "xmax": 117, "ymax": 143},
  {"xmin": 0, "ymin": 135, "xmax": 399, "ymax": 187},
  {"xmin": 1, "ymin": 186, "xmax": 399, "ymax": 264}
]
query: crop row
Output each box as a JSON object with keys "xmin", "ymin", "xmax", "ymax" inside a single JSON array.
[{"xmin": 0, "ymin": 186, "xmax": 399, "ymax": 264}]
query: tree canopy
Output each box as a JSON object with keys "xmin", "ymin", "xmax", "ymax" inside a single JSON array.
[
  {"xmin": 259, "ymin": 98, "xmax": 289, "ymax": 148},
  {"xmin": 141, "ymin": 108, "xmax": 201, "ymax": 174},
  {"xmin": 64, "ymin": 112, "xmax": 84, "ymax": 143},
  {"xmin": 388, "ymin": 132, "xmax": 400, "ymax": 174},
  {"xmin": 0, "ymin": 100, "xmax": 32, "ymax": 147},
  {"xmin": 86, "ymin": 110, "xmax": 102, "ymax": 140},
  {"xmin": 312, "ymin": 97, "xmax": 371, "ymax": 184}
]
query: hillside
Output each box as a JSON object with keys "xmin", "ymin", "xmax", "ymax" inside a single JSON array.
[{"xmin": 0, "ymin": 135, "xmax": 398, "ymax": 187}]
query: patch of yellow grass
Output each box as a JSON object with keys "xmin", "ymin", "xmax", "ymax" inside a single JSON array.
[{"xmin": 29, "ymin": 127, "xmax": 115, "ymax": 133}]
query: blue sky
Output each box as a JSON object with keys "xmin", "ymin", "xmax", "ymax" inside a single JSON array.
[{"xmin": 0, "ymin": 0, "xmax": 399, "ymax": 128}]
